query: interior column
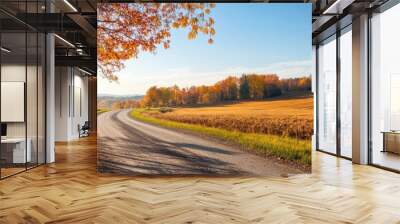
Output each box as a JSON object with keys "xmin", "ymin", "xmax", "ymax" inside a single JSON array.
[{"xmin": 352, "ymin": 14, "xmax": 369, "ymax": 164}]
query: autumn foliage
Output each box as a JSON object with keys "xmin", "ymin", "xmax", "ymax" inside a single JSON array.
[
  {"xmin": 97, "ymin": 3, "xmax": 216, "ymax": 81},
  {"xmin": 140, "ymin": 74, "xmax": 311, "ymax": 107}
]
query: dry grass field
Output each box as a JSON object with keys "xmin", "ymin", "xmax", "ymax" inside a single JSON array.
[
  {"xmin": 143, "ymin": 95, "xmax": 313, "ymax": 139},
  {"xmin": 132, "ymin": 95, "xmax": 313, "ymax": 166}
]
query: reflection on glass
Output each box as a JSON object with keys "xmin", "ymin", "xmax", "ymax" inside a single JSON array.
[
  {"xmin": 340, "ymin": 29, "xmax": 352, "ymax": 158},
  {"xmin": 318, "ymin": 36, "xmax": 337, "ymax": 154},
  {"xmin": 27, "ymin": 32, "xmax": 38, "ymax": 169},
  {"xmin": 38, "ymin": 33, "xmax": 46, "ymax": 165}
]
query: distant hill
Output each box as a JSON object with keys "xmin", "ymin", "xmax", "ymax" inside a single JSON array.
[
  {"xmin": 98, "ymin": 94, "xmax": 144, "ymax": 109},
  {"xmin": 98, "ymin": 94, "xmax": 144, "ymax": 100}
]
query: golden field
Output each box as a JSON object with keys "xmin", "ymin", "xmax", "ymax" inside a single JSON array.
[{"xmin": 143, "ymin": 95, "xmax": 313, "ymax": 140}]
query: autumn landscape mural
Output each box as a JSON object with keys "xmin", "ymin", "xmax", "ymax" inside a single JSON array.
[{"xmin": 97, "ymin": 3, "xmax": 313, "ymax": 176}]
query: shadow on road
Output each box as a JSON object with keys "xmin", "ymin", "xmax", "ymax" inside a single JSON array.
[{"xmin": 98, "ymin": 112, "xmax": 248, "ymax": 176}]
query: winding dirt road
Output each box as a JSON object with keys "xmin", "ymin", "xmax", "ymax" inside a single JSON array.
[{"xmin": 97, "ymin": 110, "xmax": 302, "ymax": 176}]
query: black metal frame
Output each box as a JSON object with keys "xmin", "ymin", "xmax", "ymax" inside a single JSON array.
[
  {"xmin": 336, "ymin": 24, "xmax": 341, "ymax": 158},
  {"xmin": 315, "ymin": 44, "xmax": 319, "ymax": 152},
  {"xmin": 315, "ymin": 22, "xmax": 353, "ymax": 162},
  {"xmin": 367, "ymin": 11, "xmax": 373, "ymax": 166}
]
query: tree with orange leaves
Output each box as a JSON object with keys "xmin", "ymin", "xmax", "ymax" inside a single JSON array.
[{"xmin": 97, "ymin": 3, "xmax": 216, "ymax": 81}]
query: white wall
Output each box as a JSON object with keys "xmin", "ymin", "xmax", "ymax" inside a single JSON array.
[
  {"xmin": 72, "ymin": 73, "xmax": 89, "ymax": 138},
  {"xmin": 55, "ymin": 66, "xmax": 70, "ymax": 141},
  {"xmin": 1, "ymin": 65, "xmax": 26, "ymax": 145},
  {"xmin": 55, "ymin": 67, "xmax": 89, "ymax": 141},
  {"xmin": 1, "ymin": 65, "xmax": 30, "ymax": 138}
]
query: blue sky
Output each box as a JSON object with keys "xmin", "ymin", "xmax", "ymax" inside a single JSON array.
[{"xmin": 98, "ymin": 3, "xmax": 312, "ymax": 95}]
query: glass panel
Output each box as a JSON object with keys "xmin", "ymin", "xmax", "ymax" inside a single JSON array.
[
  {"xmin": 0, "ymin": 1, "xmax": 46, "ymax": 178},
  {"xmin": 340, "ymin": 28, "xmax": 352, "ymax": 158},
  {"xmin": 0, "ymin": 1, "xmax": 29, "ymax": 32},
  {"xmin": 38, "ymin": 32, "xmax": 45, "ymax": 165},
  {"xmin": 371, "ymin": 4, "xmax": 400, "ymax": 171},
  {"xmin": 318, "ymin": 36, "xmax": 337, "ymax": 154},
  {"xmin": 1, "ymin": 31, "xmax": 27, "ymax": 177},
  {"xmin": 27, "ymin": 31, "xmax": 38, "ymax": 169},
  {"xmin": 0, "ymin": 1, "xmax": 28, "ymax": 12}
]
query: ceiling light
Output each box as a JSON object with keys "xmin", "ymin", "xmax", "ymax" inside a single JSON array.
[
  {"xmin": 323, "ymin": 1, "xmax": 341, "ymax": 14},
  {"xmin": 78, "ymin": 68, "xmax": 93, "ymax": 76},
  {"xmin": 1, "ymin": 47, "xmax": 11, "ymax": 53},
  {"xmin": 54, "ymin": 34, "xmax": 75, "ymax": 48},
  {"xmin": 76, "ymin": 48, "xmax": 86, "ymax": 55},
  {"xmin": 323, "ymin": 0, "xmax": 355, "ymax": 15},
  {"xmin": 63, "ymin": 0, "xmax": 78, "ymax": 12}
]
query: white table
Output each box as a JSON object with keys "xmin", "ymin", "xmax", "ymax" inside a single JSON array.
[{"xmin": 1, "ymin": 138, "xmax": 31, "ymax": 163}]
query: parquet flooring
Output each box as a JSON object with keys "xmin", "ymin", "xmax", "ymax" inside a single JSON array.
[{"xmin": 0, "ymin": 135, "xmax": 400, "ymax": 223}]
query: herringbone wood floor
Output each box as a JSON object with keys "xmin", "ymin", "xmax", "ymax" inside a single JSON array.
[{"xmin": 1, "ymin": 135, "xmax": 400, "ymax": 223}]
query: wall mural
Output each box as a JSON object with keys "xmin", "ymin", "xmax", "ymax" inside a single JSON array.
[{"xmin": 97, "ymin": 3, "xmax": 313, "ymax": 176}]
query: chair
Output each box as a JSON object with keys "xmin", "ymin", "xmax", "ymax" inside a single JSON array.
[{"xmin": 79, "ymin": 121, "xmax": 90, "ymax": 138}]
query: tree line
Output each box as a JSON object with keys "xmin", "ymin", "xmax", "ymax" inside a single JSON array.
[
  {"xmin": 110, "ymin": 100, "xmax": 141, "ymax": 110},
  {"xmin": 140, "ymin": 74, "xmax": 311, "ymax": 107}
]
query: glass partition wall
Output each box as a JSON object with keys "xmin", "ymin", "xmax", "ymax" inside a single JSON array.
[
  {"xmin": 370, "ymin": 3, "xmax": 400, "ymax": 171},
  {"xmin": 317, "ymin": 35, "xmax": 337, "ymax": 155},
  {"xmin": 316, "ymin": 26, "xmax": 353, "ymax": 159},
  {"xmin": 0, "ymin": 2, "xmax": 46, "ymax": 179},
  {"xmin": 0, "ymin": 31, "xmax": 27, "ymax": 177},
  {"xmin": 315, "ymin": 1, "xmax": 400, "ymax": 171}
]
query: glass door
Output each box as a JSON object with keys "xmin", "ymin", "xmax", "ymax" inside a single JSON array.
[{"xmin": 317, "ymin": 35, "xmax": 337, "ymax": 154}]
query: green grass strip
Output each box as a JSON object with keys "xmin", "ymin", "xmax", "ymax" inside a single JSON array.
[
  {"xmin": 97, "ymin": 108, "xmax": 110, "ymax": 115},
  {"xmin": 130, "ymin": 109, "xmax": 311, "ymax": 166}
]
